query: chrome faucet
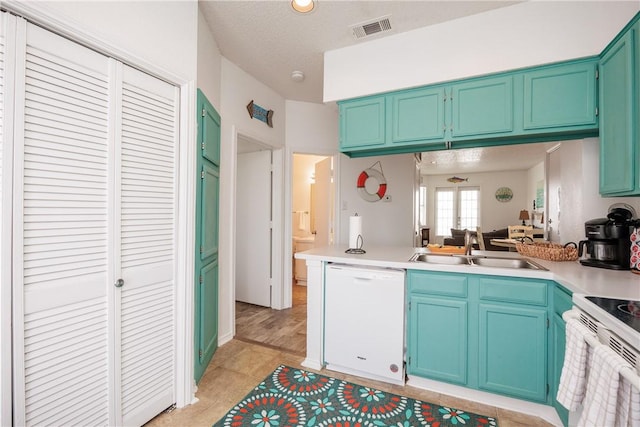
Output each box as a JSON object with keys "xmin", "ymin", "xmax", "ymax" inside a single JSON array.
[{"xmin": 464, "ymin": 229, "xmax": 478, "ymax": 256}]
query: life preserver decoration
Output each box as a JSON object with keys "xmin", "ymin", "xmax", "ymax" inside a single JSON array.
[{"xmin": 357, "ymin": 167, "xmax": 387, "ymax": 202}]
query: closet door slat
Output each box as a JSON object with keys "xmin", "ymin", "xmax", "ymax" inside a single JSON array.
[
  {"xmin": 16, "ymin": 22, "xmax": 111, "ymax": 426},
  {"xmin": 118, "ymin": 64, "xmax": 177, "ymax": 427}
]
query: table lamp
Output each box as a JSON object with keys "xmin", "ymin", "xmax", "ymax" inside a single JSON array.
[{"xmin": 519, "ymin": 209, "xmax": 530, "ymax": 226}]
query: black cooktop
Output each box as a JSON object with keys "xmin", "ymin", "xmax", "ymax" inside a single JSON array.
[{"xmin": 585, "ymin": 296, "xmax": 640, "ymax": 333}]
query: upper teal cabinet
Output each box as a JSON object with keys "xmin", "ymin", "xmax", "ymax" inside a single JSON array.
[
  {"xmin": 599, "ymin": 15, "xmax": 639, "ymax": 196},
  {"xmin": 451, "ymin": 76, "xmax": 513, "ymax": 138},
  {"xmin": 387, "ymin": 87, "xmax": 446, "ymax": 144},
  {"xmin": 339, "ymin": 95, "xmax": 386, "ymax": 149},
  {"xmin": 523, "ymin": 61, "xmax": 597, "ymax": 131},
  {"xmin": 339, "ymin": 57, "xmax": 598, "ymax": 157}
]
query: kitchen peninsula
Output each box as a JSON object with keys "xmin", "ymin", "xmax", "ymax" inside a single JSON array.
[{"xmin": 296, "ymin": 246, "xmax": 640, "ymax": 426}]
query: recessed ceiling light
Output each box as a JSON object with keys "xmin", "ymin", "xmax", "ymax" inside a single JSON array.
[
  {"xmin": 291, "ymin": 0, "xmax": 315, "ymax": 14},
  {"xmin": 291, "ymin": 70, "xmax": 305, "ymax": 82}
]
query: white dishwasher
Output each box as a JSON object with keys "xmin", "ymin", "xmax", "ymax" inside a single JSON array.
[{"xmin": 324, "ymin": 263, "xmax": 405, "ymax": 385}]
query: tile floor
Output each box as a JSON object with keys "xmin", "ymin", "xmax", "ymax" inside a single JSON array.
[{"xmin": 145, "ymin": 338, "xmax": 554, "ymax": 427}]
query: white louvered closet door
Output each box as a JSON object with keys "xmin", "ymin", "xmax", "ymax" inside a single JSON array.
[
  {"xmin": 13, "ymin": 20, "xmax": 113, "ymax": 427},
  {"xmin": 12, "ymin": 18, "xmax": 178, "ymax": 427},
  {"xmin": 116, "ymin": 64, "xmax": 178, "ymax": 427}
]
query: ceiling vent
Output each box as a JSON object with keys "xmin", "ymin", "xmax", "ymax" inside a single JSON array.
[{"xmin": 350, "ymin": 15, "xmax": 392, "ymax": 39}]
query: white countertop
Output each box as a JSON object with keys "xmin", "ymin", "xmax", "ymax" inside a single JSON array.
[
  {"xmin": 296, "ymin": 245, "xmax": 640, "ymax": 299},
  {"xmin": 296, "ymin": 245, "xmax": 640, "ymax": 346}
]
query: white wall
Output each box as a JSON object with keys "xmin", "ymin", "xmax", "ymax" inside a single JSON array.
[
  {"xmin": 548, "ymin": 139, "xmax": 640, "ymax": 245},
  {"xmin": 423, "ymin": 170, "xmax": 528, "ymax": 243},
  {"xmin": 324, "ymin": 2, "xmax": 640, "ymax": 101},
  {"xmin": 285, "ymin": 100, "xmax": 338, "ymax": 153},
  {"xmin": 339, "ymin": 154, "xmax": 415, "ymax": 247},
  {"xmin": 15, "ymin": 0, "xmax": 199, "ymax": 81},
  {"xmin": 197, "ymin": 6, "xmax": 222, "ymax": 109}
]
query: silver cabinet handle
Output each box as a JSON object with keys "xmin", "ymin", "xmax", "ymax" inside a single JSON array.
[{"xmin": 115, "ymin": 278, "xmax": 124, "ymax": 288}]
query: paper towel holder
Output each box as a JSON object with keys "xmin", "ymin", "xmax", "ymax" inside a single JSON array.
[{"xmin": 345, "ymin": 234, "xmax": 366, "ymax": 254}]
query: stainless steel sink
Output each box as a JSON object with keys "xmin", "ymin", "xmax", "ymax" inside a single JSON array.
[
  {"xmin": 470, "ymin": 257, "xmax": 546, "ymax": 270},
  {"xmin": 409, "ymin": 253, "xmax": 547, "ymax": 271},
  {"xmin": 411, "ymin": 253, "xmax": 470, "ymax": 265}
]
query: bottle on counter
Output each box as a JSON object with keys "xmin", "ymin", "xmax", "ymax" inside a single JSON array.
[{"xmin": 631, "ymin": 219, "xmax": 640, "ymax": 275}]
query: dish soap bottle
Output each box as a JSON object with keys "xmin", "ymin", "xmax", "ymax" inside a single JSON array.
[{"xmin": 631, "ymin": 219, "xmax": 640, "ymax": 275}]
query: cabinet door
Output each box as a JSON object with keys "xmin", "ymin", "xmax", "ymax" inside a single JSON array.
[
  {"xmin": 478, "ymin": 303, "xmax": 547, "ymax": 402},
  {"xmin": 599, "ymin": 30, "xmax": 636, "ymax": 195},
  {"xmin": 388, "ymin": 87, "xmax": 446, "ymax": 144},
  {"xmin": 552, "ymin": 313, "xmax": 569, "ymax": 426},
  {"xmin": 523, "ymin": 61, "xmax": 597, "ymax": 131},
  {"xmin": 450, "ymin": 76, "xmax": 513, "ymax": 138},
  {"xmin": 408, "ymin": 295, "xmax": 468, "ymax": 385},
  {"xmin": 339, "ymin": 96, "xmax": 386, "ymax": 149}
]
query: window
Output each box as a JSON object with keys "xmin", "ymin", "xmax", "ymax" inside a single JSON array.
[
  {"xmin": 435, "ymin": 186, "xmax": 480, "ymax": 236},
  {"xmin": 418, "ymin": 185, "xmax": 427, "ymax": 226}
]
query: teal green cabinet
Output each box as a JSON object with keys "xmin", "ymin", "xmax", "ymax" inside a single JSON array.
[
  {"xmin": 451, "ymin": 76, "xmax": 513, "ymax": 138},
  {"xmin": 339, "ymin": 95, "xmax": 386, "ymax": 149},
  {"xmin": 339, "ymin": 57, "xmax": 599, "ymax": 157},
  {"xmin": 551, "ymin": 284, "xmax": 572, "ymax": 426},
  {"xmin": 407, "ymin": 270, "xmax": 552, "ymax": 404},
  {"xmin": 599, "ymin": 16, "xmax": 639, "ymax": 196},
  {"xmin": 478, "ymin": 303, "xmax": 547, "ymax": 402},
  {"xmin": 407, "ymin": 272, "xmax": 468, "ymax": 384},
  {"xmin": 477, "ymin": 276, "xmax": 548, "ymax": 402},
  {"xmin": 388, "ymin": 87, "xmax": 446, "ymax": 145},
  {"xmin": 523, "ymin": 61, "xmax": 597, "ymax": 132}
]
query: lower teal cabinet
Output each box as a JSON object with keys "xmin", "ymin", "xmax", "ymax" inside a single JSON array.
[
  {"xmin": 408, "ymin": 295, "xmax": 468, "ymax": 384},
  {"xmin": 407, "ymin": 270, "xmax": 552, "ymax": 405},
  {"xmin": 551, "ymin": 284, "xmax": 572, "ymax": 426},
  {"xmin": 478, "ymin": 303, "xmax": 547, "ymax": 402}
]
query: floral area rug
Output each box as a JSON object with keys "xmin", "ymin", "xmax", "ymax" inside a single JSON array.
[{"xmin": 213, "ymin": 365, "xmax": 498, "ymax": 427}]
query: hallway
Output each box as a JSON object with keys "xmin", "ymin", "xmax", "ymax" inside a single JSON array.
[{"xmin": 234, "ymin": 284, "xmax": 307, "ymax": 355}]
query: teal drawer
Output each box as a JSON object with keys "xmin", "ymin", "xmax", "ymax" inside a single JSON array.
[
  {"xmin": 408, "ymin": 271, "xmax": 468, "ymax": 298},
  {"xmin": 553, "ymin": 284, "xmax": 573, "ymax": 316},
  {"xmin": 478, "ymin": 277, "xmax": 548, "ymax": 306}
]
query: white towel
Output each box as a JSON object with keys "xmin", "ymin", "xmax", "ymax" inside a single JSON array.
[
  {"xmin": 557, "ymin": 318, "xmax": 594, "ymax": 411},
  {"xmin": 298, "ymin": 211, "xmax": 307, "ymax": 231},
  {"xmin": 578, "ymin": 345, "xmax": 633, "ymax": 427},
  {"xmin": 616, "ymin": 374, "xmax": 640, "ymax": 427}
]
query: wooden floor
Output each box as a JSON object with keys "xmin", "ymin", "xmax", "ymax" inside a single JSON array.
[
  {"xmin": 146, "ymin": 339, "xmax": 554, "ymax": 427},
  {"xmin": 146, "ymin": 283, "xmax": 554, "ymax": 426},
  {"xmin": 234, "ymin": 283, "xmax": 307, "ymax": 355}
]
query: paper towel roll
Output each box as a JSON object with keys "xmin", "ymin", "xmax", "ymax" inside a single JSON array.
[{"xmin": 349, "ymin": 215, "xmax": 362, "ymax": 249}]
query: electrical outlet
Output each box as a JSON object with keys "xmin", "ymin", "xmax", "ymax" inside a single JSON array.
[
  {"xmin": 342, "ymin": 200, "xmax": 348, "ymax": 210},
  {"xmin": 383, "ymin": 195, "xmax": 392, "ymax": 202}
]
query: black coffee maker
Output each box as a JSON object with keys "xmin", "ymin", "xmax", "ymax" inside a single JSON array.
[{"xmin": 578, "ymin": 206, "xmax": 635, "ymax": 270}]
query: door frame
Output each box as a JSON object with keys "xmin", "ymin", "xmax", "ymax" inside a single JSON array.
[
  {"xmin": 228, "ymin": 129, "xmax": 284, "ymax": 317},
  {"xmin": 283, "ymin": 148, "xmax": 340, "ymax": 309}
]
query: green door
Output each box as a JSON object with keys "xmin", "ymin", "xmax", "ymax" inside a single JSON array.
[
  {"xmin": 194, "ymin": 89, "xmax": 220, "ymax": 382},
  {"xmin": 552, "ymin": 313, "xmax": 569, "ymax": 426},
  {"xmin": 599, "ymin": 30, "xmax": 635, "ymax": 195}
]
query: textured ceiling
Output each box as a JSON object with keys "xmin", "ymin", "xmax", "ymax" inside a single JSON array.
[{"xmin": 199, "ymin": 1, "xmax": 520, "ymax": 104}]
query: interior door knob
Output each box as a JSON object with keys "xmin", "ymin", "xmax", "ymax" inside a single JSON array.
[{"xmin": 115, "ymin": 278, "xmax": 124, "ymax": 288}]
